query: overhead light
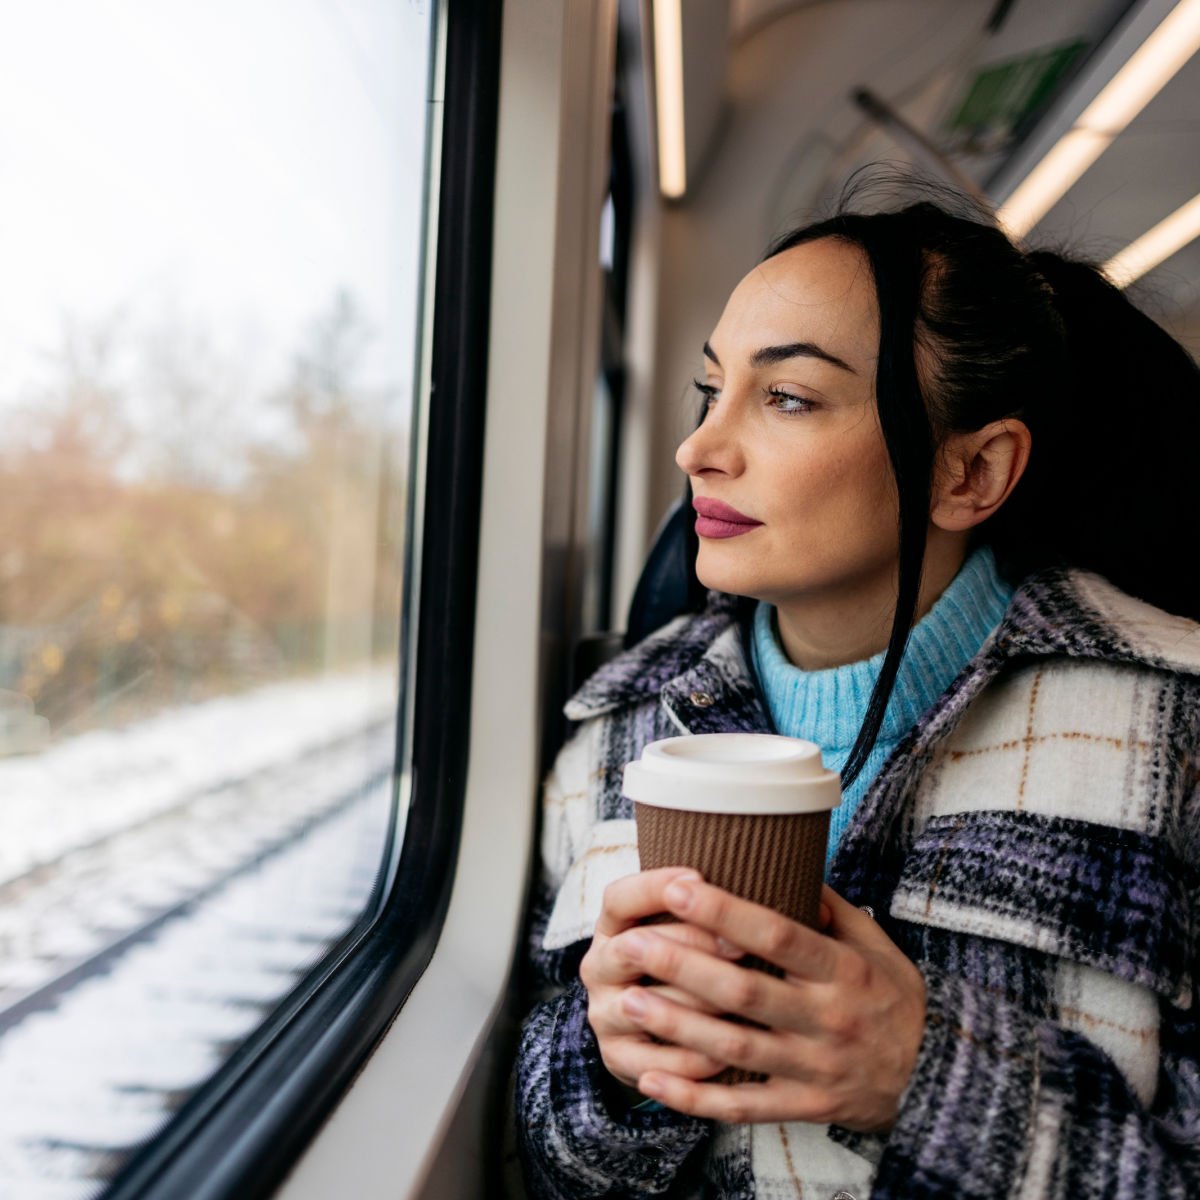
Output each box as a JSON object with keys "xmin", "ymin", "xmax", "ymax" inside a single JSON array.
[
  {"xmin": 653, "ymin": 0, "xmax": 686, "ymax": 199},
  {"xmin": 998, "ymin": 0, "xmax": 1200, "ymax": 237},
  {"xmin": 1104, "ymin": 191, "xmax": 1200, "ymax": 285}
]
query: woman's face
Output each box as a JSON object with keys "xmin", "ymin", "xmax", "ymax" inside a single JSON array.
[{"xmin": 675, "ymin": 236, "xmax": 899, "ymax": 610}]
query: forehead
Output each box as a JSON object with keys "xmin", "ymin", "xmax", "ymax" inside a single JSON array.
[{"xmin": 713, "ymin": 237, "xmax": 879, "ymax": 368}]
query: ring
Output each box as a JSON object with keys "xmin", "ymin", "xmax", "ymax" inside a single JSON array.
[{"xmin": 858, "ymin": 904, "xmax": 875, "ymax": 920}]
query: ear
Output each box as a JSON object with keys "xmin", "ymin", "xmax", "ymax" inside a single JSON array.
[{"xmin": 931, "ymin": 419, "xmax": 1032, "ymax": 532}]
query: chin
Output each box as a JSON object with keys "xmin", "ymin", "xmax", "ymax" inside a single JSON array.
[{"xmin": 694, "ymin": 549, "xmax": 766, "ymax": 600}]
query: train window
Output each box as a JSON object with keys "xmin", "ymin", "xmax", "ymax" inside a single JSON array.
[
  {"xmin": 581, "ymin": 84, "xmax": 635, "ymax": 638},
  {"xmin": 0, "ymin": 1, "xmax": 438, "ymax": 1196}
]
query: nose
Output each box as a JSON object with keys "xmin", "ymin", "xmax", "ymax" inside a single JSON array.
[{"xmin": 675, "ymin": 396, "xmax": 745, "ymax": 479}]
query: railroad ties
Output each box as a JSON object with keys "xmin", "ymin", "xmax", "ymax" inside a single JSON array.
[{"xmin": 0, "ymin": 674, "xmax": 397, "ymax": 1199}]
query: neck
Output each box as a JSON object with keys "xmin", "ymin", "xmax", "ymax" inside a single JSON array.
[{"xmin": 773, "ymin": 530, "xmax": 968, "ymax": 670}]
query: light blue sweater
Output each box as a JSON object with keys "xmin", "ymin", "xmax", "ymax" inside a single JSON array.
[{"xmin": 751, "ymin": 546, "xmax": 1014, "ymax": 870}]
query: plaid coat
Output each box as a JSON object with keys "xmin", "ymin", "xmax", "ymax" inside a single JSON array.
[{"xmin": 515, "ymin": 567, "xmax": 1200, "ymax": 1199}]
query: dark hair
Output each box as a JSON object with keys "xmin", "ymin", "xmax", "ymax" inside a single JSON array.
[{"xmin": 717, "ymin": 198, "xmax": 1200, "ymax": 787}]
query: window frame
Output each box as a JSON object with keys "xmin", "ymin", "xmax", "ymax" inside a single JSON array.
[{"xmin": 100, "ymin": 1, "xmax": 502, "ymax": 1195}]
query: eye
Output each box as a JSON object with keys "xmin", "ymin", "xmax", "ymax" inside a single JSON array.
[
  {"xmin": 766, "ymin": 386, "xmax": 815, "ymax": 415},
  {"xmin": 692, "ymin": 378, "xmax": 720, "ymax": 408}
]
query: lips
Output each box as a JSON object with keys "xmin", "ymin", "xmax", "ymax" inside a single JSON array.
[{"xmin": 692, "ymin": 497, "xmax": 763, "ymax": 539}]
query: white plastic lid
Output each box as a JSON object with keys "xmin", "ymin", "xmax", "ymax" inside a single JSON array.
[{"xmin": 622, "ymin": 733, "xmax": 842, "ymax": 815}]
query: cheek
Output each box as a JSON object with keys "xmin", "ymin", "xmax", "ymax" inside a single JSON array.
[
  {"xmin": 776, "ymin": 438, "xmax": 895, "ymax": 537},
  {"xmin": 762, "ymin": 452, "xmax": 898, "ymax": 588},
  {"xmin": 850, "ymin": 449, "xmax": 900, "ymax": 534}
]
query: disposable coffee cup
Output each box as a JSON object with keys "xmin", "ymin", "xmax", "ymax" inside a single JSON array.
[
  {"xmin": 623, "ymin": 733, "xmax": 841, "ymax": 929},
  {"xmin": 623, "ymin": 733, "xmax": 841, "ymax": 1084}
]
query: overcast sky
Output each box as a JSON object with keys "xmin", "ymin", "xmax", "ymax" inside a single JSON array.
[{"xmin": 0, "ymin": 0, "xmax": 432, "ymax": 431}]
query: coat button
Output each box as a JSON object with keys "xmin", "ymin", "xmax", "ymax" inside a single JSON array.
[
  {"xmin": 688, "ymin": 690, "xmax": 715, "ymax": 708},
  {"xmin": 831, "ymin": 1192, "xmax": 858, "ymax": 1200}
]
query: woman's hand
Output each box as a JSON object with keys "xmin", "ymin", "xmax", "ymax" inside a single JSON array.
[
  {"xmin": 581, "ymin": 868, "xmax": 742, "ymax": 1089},
  {"xmin": 614, "ymin": 880, "xmax": 927, "ymax": 1133}
]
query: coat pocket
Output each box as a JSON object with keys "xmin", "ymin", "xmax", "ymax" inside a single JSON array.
[{"xmin": 890, "ymin": 810, "xmax": 1192, "ymax": 1008}]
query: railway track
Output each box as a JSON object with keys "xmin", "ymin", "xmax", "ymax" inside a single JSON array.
[
  {"xmin": 0, "ymin": 718, "xmax": 394, "ymax": 1024},
  {"xmin": 0, "ymin": 703, "xmax": 397, "ymax": 1199}
]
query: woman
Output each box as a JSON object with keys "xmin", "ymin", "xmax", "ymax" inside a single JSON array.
[{"xmin": 516, "ymin": 200, "xmax": 1200, "ymax": 1198}]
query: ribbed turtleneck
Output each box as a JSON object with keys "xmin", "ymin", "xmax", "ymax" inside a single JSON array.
[{"xmin": 751, "ymin": 545, "xmax": 1014, "ymax": 870}]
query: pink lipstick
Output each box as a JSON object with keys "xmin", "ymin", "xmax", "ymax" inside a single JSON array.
[{"xmin": 692, "ymin": 497, "xmax": 763, "ymax": 539}]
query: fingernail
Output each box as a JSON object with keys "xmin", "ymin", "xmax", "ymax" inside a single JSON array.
[
  {"xmin": 663, "ymin": 880, "xmax": 694, "ymax": 911},
  {"xmin": 623, "ymin": 989, "xmax": 648, "ymax": 1018},
  {"xmin": 639, "ymin": 1073, "xmax": 665, "ymax": 1096},
  {"xmin": 716, "ymin": 936, "xmax": 742, "ymax": 959},
  {"xmin": 624, "ymin": 931, "xmax": 648, "ymax": 960}
]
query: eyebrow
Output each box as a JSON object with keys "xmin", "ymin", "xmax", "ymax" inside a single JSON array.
[{"xmin": 702, "ymin": 339, "xmax": 856, "ymax": 375}]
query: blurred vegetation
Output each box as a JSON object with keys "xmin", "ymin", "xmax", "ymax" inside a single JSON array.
[{"xmin": 0, "ymin": 294, "xmax": 408, "ymax": 739}]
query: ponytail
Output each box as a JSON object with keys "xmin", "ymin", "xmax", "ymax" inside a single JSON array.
[{"xmin": 993, "ymin": 251, "xmax": 1200, "ymax": 620}]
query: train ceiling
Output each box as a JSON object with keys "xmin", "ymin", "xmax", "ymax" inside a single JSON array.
[{"xmin": 653, "ymin": 0, "xmax": 1200, "ymax": 320}]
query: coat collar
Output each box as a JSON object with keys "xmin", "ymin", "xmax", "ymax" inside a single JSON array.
[
  {"xmin": 565, "ymin": 568, "xmax": 1200, "ymax": 725},
  {"xmin": 564, "ymin": 591, "xmax": 746, "ymax": 722},
  {"xmin": 994, "ymin": 568, "xmax": 1200, "ymax": 675}
]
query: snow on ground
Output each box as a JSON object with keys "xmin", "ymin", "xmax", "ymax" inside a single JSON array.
[
  {"xmin": 0, "ymin": 668, "xmax": 398, "ymax": 887},
  {"xmin": 0, "ymin": 786, "xmax": 391, "ymax": 1198}
]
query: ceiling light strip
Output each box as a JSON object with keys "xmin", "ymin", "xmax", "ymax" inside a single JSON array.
[
  {"xmin": 998, "ymin": 0, "xmax": 1200, "ymax": 237},
  {"xmin": 1104, "ymin": 191, "xmax": 1200, "ymax": 285},
  {"xmin": 653, "ymin": 0, "xmax": 687, "ymax": 199}
]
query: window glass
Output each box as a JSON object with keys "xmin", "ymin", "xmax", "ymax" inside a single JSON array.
[
  {"xmin": 582, "ymin": 89, "xmax": 635, "ymax": 636},
  {"xmin": 0, "ymin": 2, "xmax": 434, "ymax": 1195},
  {"xmin": 582, "ymin": 371, "xmax": 617, "ymax": 633}
]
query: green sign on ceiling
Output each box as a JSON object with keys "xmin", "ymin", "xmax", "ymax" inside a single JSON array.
[{"xmin": 946, "ymin": 41, "xmax": 1086, "ymax": 153}]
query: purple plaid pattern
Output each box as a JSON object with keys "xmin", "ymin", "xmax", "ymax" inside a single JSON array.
[
  {"xmin": 516, "ymin": 568, "xmax": 1200, "ymax": 1198},
  {"xmin": 891, "ymin": 811, "xmax": 1191, "ymax": 999},
  {"xmin": 516, "ymin": 981, "xmax": 709, "ymax": 1198}
]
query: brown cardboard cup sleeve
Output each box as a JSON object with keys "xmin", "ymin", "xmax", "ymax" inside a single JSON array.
[{"xmin": 623, "ymin": 734, "xmax": 841, "ymax": 1083}]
